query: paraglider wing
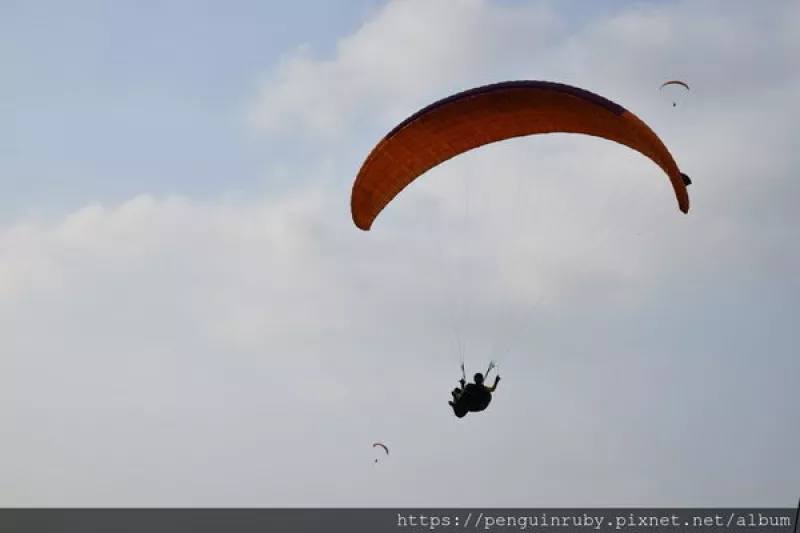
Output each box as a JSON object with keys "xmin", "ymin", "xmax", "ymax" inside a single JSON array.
[
  {"xmin": 372, "ymin": 442, "xmax": 389, "ymax": 455},
  {"xmin": 351, "ymin": 81, "xmax": 690, "ymax": 231},
  {"xmin": 659, "ymin": 80, "xmax": 690, "ymax": 90}
]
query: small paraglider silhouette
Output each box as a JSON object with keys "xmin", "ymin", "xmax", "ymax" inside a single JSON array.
[
  {"xmin": 659, "ymin": 80, "xmax": 690, "ymax": 107},
  {"xmin": 372, "ymin": 442, "xmax": 389, "ymax": 464}
]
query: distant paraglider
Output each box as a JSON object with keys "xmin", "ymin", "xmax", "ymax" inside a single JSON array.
[
  {"xmin": 372, "ymin": 442, "xmax": 389, "ymax": 464},
  {"xmin": 659, "ymin": 80, "xmax": 690, "ymax": 107},
  {"xmin": 351, "ymin": 80, "xmax": 691, "ymax": 232}
]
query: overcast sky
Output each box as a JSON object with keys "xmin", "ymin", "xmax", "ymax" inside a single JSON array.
[{"xmin": 1, "ymin": 0, "xmax": 798, "ymax": 507}]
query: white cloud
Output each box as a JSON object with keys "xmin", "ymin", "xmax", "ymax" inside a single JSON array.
[
  {"xmin": 249, "ymin": 0, "xmax": 561, "ymax": 140},
  {"xmin": 2, "ymin": 0, "xmax": 798, "ymax": 506}
]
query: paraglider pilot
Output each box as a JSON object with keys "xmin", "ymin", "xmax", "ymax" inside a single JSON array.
[{"xmin": 449, "ymin": 362, "xmax": 500, "ymax": 418}]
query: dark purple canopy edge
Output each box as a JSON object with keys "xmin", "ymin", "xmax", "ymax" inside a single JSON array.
[{"xmin": 382, "ymin": 80, "xmax": 628, "ymax": 142}]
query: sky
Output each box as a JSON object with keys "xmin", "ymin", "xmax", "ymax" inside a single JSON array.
[{"xmin": 1, "ymin": 0, "xmax": 798, "ymax": 507}]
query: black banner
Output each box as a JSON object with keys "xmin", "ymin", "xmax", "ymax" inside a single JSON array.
[{"xmin": 0, "ymin": 508, "xmax": 796, "ymax": 533}]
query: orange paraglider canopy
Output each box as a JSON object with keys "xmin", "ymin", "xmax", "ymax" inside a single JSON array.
[
  {"xmin": 660, "ymin": 80, "xmax": 690, "ymax": 90},
  {"xmin": 351, "ymin": 80, "xmax": 690, "ymax": 231}
]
